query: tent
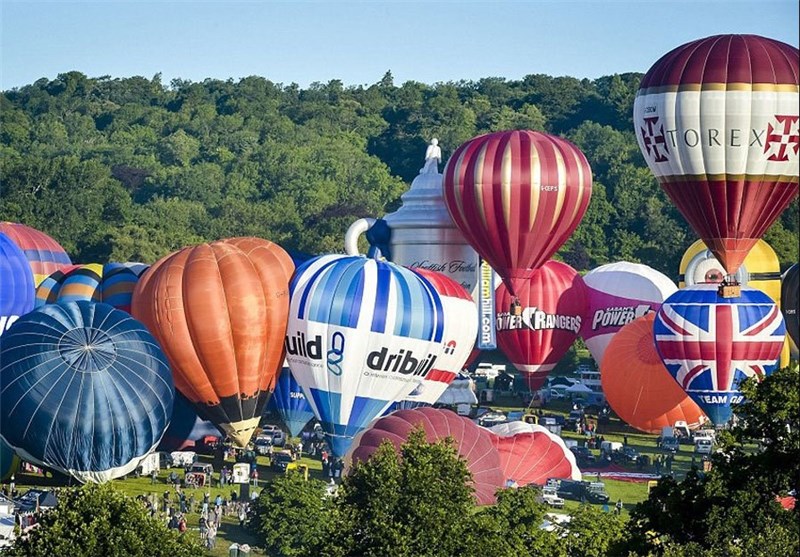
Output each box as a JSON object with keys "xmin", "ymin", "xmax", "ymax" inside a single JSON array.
[
  {"xmin": 14, "ymin": 489, "xmax": 57, "ymax": 513},
  {"xmin": 436, "ymin": 373, "xmax": 479, "ymax": 406},
  {"xmin": 565, "ymin": 383, "xmax": 593, "ymax": 394}
]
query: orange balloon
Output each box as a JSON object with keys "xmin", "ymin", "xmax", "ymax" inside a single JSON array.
[
  {"xmin": 131, "ymin": 237, "xmax": 293, "ymax": 446},
  {"xmin": 600, "ymin": 313, "xmax": 706, "ymax": 434}
]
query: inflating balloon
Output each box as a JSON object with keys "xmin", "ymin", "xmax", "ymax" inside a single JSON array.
[
  {"xmin": 488, "ymin": 422, "xmax": 581, "ymax": 486},
  {"xmin": 1, "ymin": 438, "xmax": 20, "ymax": 482},
  {"xmin": 581, "ymin": 262, "xmax": 676, "ymax": 366},
  {"xmin": 36, "ymin": 262, "xmax": 149, "ymax": 312},
  {"xmin": 132, "ymin": 237, "xmax": 293, "ymax": 447},
  {"xmin": 654, "ymin": 285, "xmax": 785, "ymax": 425},
  {"xmin": 401, "ymin": 268, "xmax": 477, "ymax": 406},
  {"xmin": 0, "ymin": 301, "xmax": 175, "ymax": 483},
  {"xmin": 268, "ymin": 366, "xmax": 315, "ymax": 437},
  {"xmin": 0, "ymin": 222, "xmax": 72, "ymax": 286},
  {"xmin": 442, "ymin": 130, "xmax": 592, "ymax": 296},
  {"xmin": 347, "ymin": 407, "xmax": 504, "ymax": 505},
  {"xmin": 158, "ymin": 392, "xmax": 220, "ymax": 452},
  {"xmin": 782, "ymin": 264, "xmax": 799, "ymax": 358},
  {"xmin": 286, "ymin": 255, "xmax": 446, "ymax": 457},
  {"xmin": 495, "ymin": 261, "xmax": 587, "ymax": 391},
  {"xmin": 0, "ymin": 233, "xmax": 35, "ymax": 336},
  {"xmin": 634, "ymin": 35, "xmax": 799, "ymax": 277},
  {"xmin": 600, "ymin": 313, "xmax": 706, "ymax": 434}
]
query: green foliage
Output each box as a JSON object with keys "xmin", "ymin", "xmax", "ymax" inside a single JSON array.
[
  {"xmin": 5, "ymin": 483, "xmax": 201, "ymax": 557},
  {"xmin": 247, "ymin": 472, "xmax": 335, "ymax": 557}
]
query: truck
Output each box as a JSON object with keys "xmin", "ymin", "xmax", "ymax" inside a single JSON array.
[{"xmin": 554, "ymin": 479, "xmax": 610, "ymax": 504}]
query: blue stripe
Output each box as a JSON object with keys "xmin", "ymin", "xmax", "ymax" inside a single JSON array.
[
  {"xmin": 393, "ymin": 267, "xmax": 415, "ymax": 338},
  {"xmin": 345, "ymin": 268, "xmax": 365, "ymax": 328},
  {"xmin": 310, "ymin": 388, "xmax": 390, "ymax": 457},
  {"xmin": 329, "ymin": 262, "xmax": 365, "ymax": 327},
  {"xmin": 296, "ymin": 258, "xmax": 339, "ymax": 320},
  {"xmin": 371, "ymin": 263, "xmax": 391, "ymax": 334}
]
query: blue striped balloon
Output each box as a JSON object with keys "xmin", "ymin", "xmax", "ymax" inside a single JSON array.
[
  {"xmin": 286, "ymin": 255, "xmax": 446, "ymax": 456},
  {"xmin": 0, "ymin": 233, "xmax": 35, "ymax": 336},
  {"xmin": 0, "ymin": 301, "xmax": 175, "ymax": 483}
]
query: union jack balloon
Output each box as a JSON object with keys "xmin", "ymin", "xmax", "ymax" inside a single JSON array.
[
  {"xmin": 634, "ymin": 35, "xmax": 799, "ymax": 276},
  {"xmin": 654, "ymin": 285, "xmax": 786, "ymax": 425},
  {"xmin": 442, "ymin": 130, "xmax": 592, "ymax": 297}
]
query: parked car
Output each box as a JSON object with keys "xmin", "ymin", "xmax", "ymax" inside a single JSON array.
[
  {"xmin": 694, "ymin": 438, "xmax": 713, "ymax": 455},
  {"xmin": 477, "ymin": 411, "xmax": 507, "ymax": 428},
  {"xmin": 555, "ymin": 479, "xmax": 610, "ymax": 504},
  {"xmin": 184, "ymin": 462, "xmax": 213, "ymax": 487},
  {"xmin": 271, "ymin": 430, "xmax": 287, "ymax": 448},
  {"xmin": 614, "ymin": 446, "xmax": 640, "ymax": 464},
  {"xmin": 260, "ymin": 424, "xmax": 281, "ymax": 436},
  {"xmin": 271, "ymin": 450, "xmax": 295, "ymax": 472},
  {"xmin": 540, "ymin": 487, "xmax": 565, "ymax": 508},
  {"xmin": 254, "ymin": 437, "xmax": 272, "ymax": 456},
  {"xmin": 570, "ymin": 446, "xmax": 596, "ymax": 465},
  {"xmin": 662, "ymin": 436, "xmax": 680, "ymax": 453}
]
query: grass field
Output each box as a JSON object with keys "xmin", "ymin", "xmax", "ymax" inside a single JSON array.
[{"xmin": 11, "ymin": 398, "xmax": 698, "ymax": 555}]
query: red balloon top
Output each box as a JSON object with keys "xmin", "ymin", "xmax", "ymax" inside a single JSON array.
[
  {"xmin": 410, "ymin": 267, "xmax": 472, "ymax": 301},
  {"xmin": 443, "ymin": 130, "xmax": 592, "ymax": 295},
  {"xmin": 639, "ymin": 34, "xmax": 799, "ymax": 90},
  {"xmin": 0, "ymin": 222, "xmax": 72, "ymax": 280}
]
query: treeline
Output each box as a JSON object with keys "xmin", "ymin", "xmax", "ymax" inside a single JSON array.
[{"xmin": 1, "ymin": 70, "xmax": 797, "ymax": 277}]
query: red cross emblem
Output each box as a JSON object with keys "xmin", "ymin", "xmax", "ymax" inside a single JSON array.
[
  {"xmin": 640, "ymin": 116, "xmax": 669, "ymax": 162},
  {"xmin": 764, "ymin": 115, "xmax": 800, "ymax": 162}
]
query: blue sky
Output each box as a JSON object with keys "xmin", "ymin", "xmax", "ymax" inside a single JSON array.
[{"xmin": 1, "ymin": 0, "xmax": 798, "ymax": 90}]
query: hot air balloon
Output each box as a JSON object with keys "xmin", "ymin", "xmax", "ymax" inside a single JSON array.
[
  {"xmin": 131, "ymin": 237, "xmax": 293, "ymax": 447},
  {"xmin": 35, "ymin": 262, "xmax": 149, "ymax": 312},
  {"xmin": 581, "ymin": 262, "xmax": 677, "ymax": 366},
  {"xmin": 400, "ymin": 268, "xmax": 477, "ymax": 406},
  {"xmin": 158, "ymin": 392, "xmax": 221, "ymax": 452},
  {"xmin": 1, "ymin": 438, "xmax": 20, "ymax": 482},
  {"xmin": 600, "ymin": 313, "xmax": 706, "ymax": 434},
  {"xmin": 654, "ymin": 285, "xmax": 785, "ymax": 425},
  {"xmin": 442, "ymin": 130, "xmax": 592, "ymax": 296},
  {"xmin": 286, "ymin": 255, "xmax": 446, "ymax": 457},
  {"xmin": 0, "ymin": 222, "xmax": 72, "ymax": 286},
  {"xmin": 0, "ymin": 301, "xmax": 174, "ymax": 483},
  {"xmin": 268, "ymin": 366, "xmax": 315, "ymax": 437},
  {"xmin": 0, "ymin": 233, "xmax": 35, "ymax": 336},
  {"xmin": 347, "ymin": 407, "xmax": 504, "ymax": 505},
  {"xmin": 495, "ymin": 261, "xmax": 587, "ymax": 391},
  {"xmin": 783, "ymin": 264, "xmax": 799, "ymax": 358},
  {"xmin": 488, "ymin": 422, "xmax": 581, "ymax": 487},
  {"xmin": 634, "ymin": 35, "xmax": 799, "ymax": 278}
]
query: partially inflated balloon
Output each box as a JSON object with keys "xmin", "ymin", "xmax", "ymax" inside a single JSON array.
[
  {"xmin": 132, "ymin": 237, "xmax": 293, "ymax": 447},
  {"xmin": 347, "ymin": 407, "xmax": 504, "ymax": 505},
  {"xmin": 654, "ymin": 285, "xmax": 785, "ymax": 424},
  {"xmin": 782, "ymin": 264, "xmax": 799, "ymax": 358},
  {"xmin": 581, "ymin": 262, "xmax": 676, "ymax": 366},
  {"xmin": 158, "ymin": 392, "xmax": 220, "ymax": 452},
  {"xmin": 1, "ymin": 438, "xmax": 20, "ymax": 482},
  {"xmin": 0, "ymin": 301, "xmax": 174, "ymax": 483},
  {"xmin": 0, "ymin": 233, "xmax": 35, "ymax": 336},
  {"xmin": 36, "ymin": 262, "xmax": 149, "ymax": 312},
  {"xmin": 495, "ymin": 261, "xmax": 587, "ymax": 390},
  {"xmin": 268, "ymin": 366, "xmax": 315, "ymax": 437},
  {"xmin": 488, "ymin": 422, "xmax": 581, "ymax": 486},
  {"xmin": 601, "ymin": 314, "xmax": 706, "ymax": 434},
  {"xmin": 286, "ymin": 255, "xmax": 446, "ymax": 457},
  {"xmin": 0, "ymin": 222, "xmax": 72, "ymax": 286},
  {"xmin": 401, "ymin": 268, "xmax": 477, "ymax": 406},
  {"xmin": 634, "ymin": 35, "xmax": 799, "ymax": 275},
  {"xmin": 443, "ymin": 130, "xmax": 592, "ymax": 295}
]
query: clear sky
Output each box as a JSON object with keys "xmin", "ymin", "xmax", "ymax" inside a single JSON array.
[{"xmin": 1, "ymin": 0, "xmax": 798, "ymax": 90}]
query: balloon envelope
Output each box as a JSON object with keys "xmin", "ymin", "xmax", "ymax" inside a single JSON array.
[
  {"xmin": 158, "ymin": 392, "xmax": 221, "ymax": 452},
  {"xmin": 1, "ymin": 438, "xmax": 20, "ymax": 482},
  {"xmin": 131, "ymin": 237, "xmax": 293, "ymax": 447},
  {"xmin": 600, "ymin": 313, "xmax": 706, "ymax": 434},
  {"xmin": 654, "ymin": 285, "xmax": 785, "ymax": 424},
  {"xmin": 442, "ymin": 130, "xmax": 592, "ymax": 295},
  {"xmin": 496, "ymin": 261, "xmax": 587, "ymax": 390},
  {"xmin": 0, "ymin": 222, "xmax": 72, "ymax": 286},
  {"xmin": 348, "ymin": 407, "xmax": 504, "ymax": 505},
  {"xmin": 268, "ymin": 366, "xmax": 315, "ymax": 437},
  {"xmin": 401, "ymin": 268, "xmax": 477, "ymax": 406},
  {"xmin": 36, "ymin": 262, "xmax": 149, "ymax": 313},
  {"xmin": 286, "ymin": 255, "xmax": 446, "ymax": 457},
  {"xmin": 488, "ymin": 422, "xmax": 581, "ymax": 486},
  {"xmin": 0, "ymin": 301, "xmax": 175, "ymax": 483},
  {"xmin": 581, "ymin": 262, "xmax": 677, "ymax": 366},
  {"xmin": 634, "ymin": 35, "xmax": 799, "ymax": 275},
  {"xmin": 0, "ymin": 233, "xmax": 35, "ymax": 336}
]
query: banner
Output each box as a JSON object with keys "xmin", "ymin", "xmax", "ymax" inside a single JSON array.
[{"xmin": 477, "ymin": 258, "xmax": 497, "ymax": 350}]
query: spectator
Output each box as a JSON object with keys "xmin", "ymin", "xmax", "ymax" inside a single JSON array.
[
  {"xmin": 150, "ymin": 469, "xmax": 158, "ymax": 484},
  {"xmin": 615, "ymin": 499, "xmax": 623, "ymax": 515}
]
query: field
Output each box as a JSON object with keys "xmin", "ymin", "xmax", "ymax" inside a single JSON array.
[{"xmin": 11, "ymin": 397, "xmax": 701, "ymax": 555}]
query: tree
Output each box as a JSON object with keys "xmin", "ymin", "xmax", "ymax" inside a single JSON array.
[
  {"xmin": 248, "ymin": 472, "xmax": 336, "ymax": 557},
  {"xmin": 5, "ymin": 483, "xmax": 200, "ymax": 557},
  {"xmin": 328, "ymin": 429, "xmax": 477, "ymax": 557}
]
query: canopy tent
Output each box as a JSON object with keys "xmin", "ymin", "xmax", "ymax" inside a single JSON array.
[{"xmin": 565, "ymin": 383, "xmax": 593, "ymax": 394}]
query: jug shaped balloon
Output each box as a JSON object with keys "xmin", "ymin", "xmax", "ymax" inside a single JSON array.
[
  {"xmin": 634, "ymin": 35, "xmax": 799, "ymax": 276},
  {"xmin": 442, "ymin": 130, "xmax": 592, "ymax": 296},
  {"xmin": 495, "ymin": 260, "xmax": 587, "ymax": 391},
  {"xmin": 131, "ymin": 237, "xmax": 294, "ymax": 447},
  {"xmin": 286, "ymin": 255, "xmax": 446, "ymax": 457},
  {"xmin": 654, "ymin": 285, "xmax": 785, "ymax": 425}
]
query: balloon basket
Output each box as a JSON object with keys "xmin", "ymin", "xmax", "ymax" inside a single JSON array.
[
  {"xmin": 718, "ymin": 279, "xmax": 740, "ymax": 298},
  {"xmin": 510, "ymin": 299, "xmax": 522, "ymax": 316}
]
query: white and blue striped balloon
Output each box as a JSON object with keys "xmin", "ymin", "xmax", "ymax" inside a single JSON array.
[{"xmin": 286, "ymin": 255, "xmax": 446, "ymax": 456}]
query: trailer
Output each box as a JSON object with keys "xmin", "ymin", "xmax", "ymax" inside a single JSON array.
[{"xmin": 134, "ymin": 452, "xmax": 160, "ymax": 478}]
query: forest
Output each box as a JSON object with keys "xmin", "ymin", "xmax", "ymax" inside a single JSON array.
[{"xmin": 1, "ymin": 70, "xmax": 797, "ymax": 277}]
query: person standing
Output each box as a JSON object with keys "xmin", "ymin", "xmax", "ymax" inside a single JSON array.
[{"xmin": 615, "ymin": 499, "xmax": 623, "ymax": 515}]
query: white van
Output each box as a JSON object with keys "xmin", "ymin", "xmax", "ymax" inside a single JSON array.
[
  {"xmin": 600, "ymin": 441, "xmax": 623, "ymax": 454},
  {"xmin": 694, "ymin": 438, "xmax": 713, "ymax": 455}
]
